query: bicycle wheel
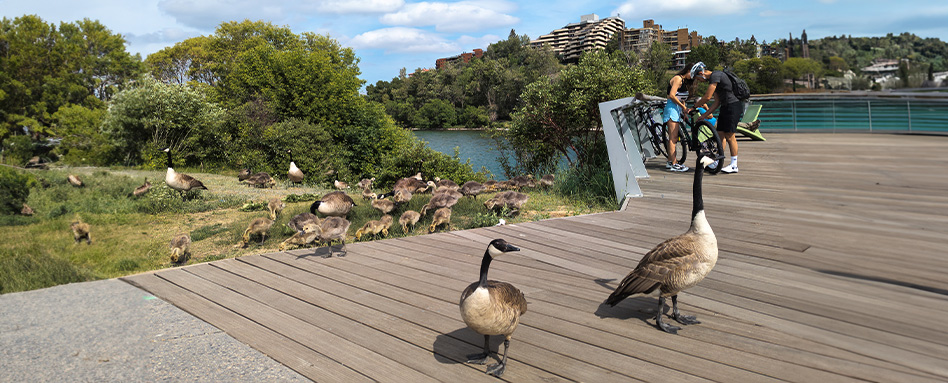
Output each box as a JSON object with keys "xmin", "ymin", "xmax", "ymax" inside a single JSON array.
[
  {"xmin": 648, "ymin": 123, "xmax": 666, "ymax": 158},
  {"xmin": 662, "ymin": 123, "xmax": 688, "ymax": 165},
  {"xmin": 691, "ymin": 120, "xmax": 725, "ymax": 174}
]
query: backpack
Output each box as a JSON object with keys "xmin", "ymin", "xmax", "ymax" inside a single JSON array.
[{"xmin": 723, "ymin": 69, "xmax": 751, "ymax": 101}]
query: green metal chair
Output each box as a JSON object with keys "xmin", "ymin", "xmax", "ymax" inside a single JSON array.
[{"xmin": 737, "ymin": 104, "xmax": 765, "ymax": 141}]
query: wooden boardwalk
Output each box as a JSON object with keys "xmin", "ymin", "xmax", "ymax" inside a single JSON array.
[{"xmin": 123, "ymin": 133, "xmax": 948, "ymax": 382}]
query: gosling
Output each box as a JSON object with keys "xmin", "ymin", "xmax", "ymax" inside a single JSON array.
[
  {"xmin": 428, "ymin": 207, "xmax": 452, "ymax": 233},
  {"xmin": 169, "ymin": 233, "xmax": 191, "ymax": 264},
  {"xmin": 70, "ymin": 219, "xmax": 92, "ymax": 245},
  {"xmin": 267, "ymin": 197, "xmax": 286, "ymax": 220},
  {"xmin": 399, "ymin": 210, "xmax": 421, "ymax": 233},
  {"xmin": 354, "ymin": 214, "xmax": 394, "ymax": 240},
  {"xmin": 238, "ymin": 218, "xmax": 274, "ymax": 247},
  {"xmin": 278, "ymin": 222, "xmax": 320, "ymax": 251},
  {"xmin": 67, "ymin": 174, "xmax": 84, "ymax": 187}
]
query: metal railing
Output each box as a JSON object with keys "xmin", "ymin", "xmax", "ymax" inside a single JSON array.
[{"xmin": 751, "ymin": 92, "xmax": 948, "ymax": 133}]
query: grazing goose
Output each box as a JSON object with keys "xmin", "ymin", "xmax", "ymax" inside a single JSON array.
[
  {"xmin": 399, "ymin": 210, "xmax": 421, "ymax": 233},
  {"xmin": 169, "ymin": 233, "xmax": 191, "ymax": 264},
  {"xmin": 334, "ymin": 179, "xmax": 349, "ymax": 190},
  {"xmin": 237, "ymin": 168, "xmax": 252, "ymax": 181},
  {"xmin": 484, "ymin": 191, "xmax": 529, "ymax": 216},
  {"xmin": 21, "ymin": 203, "xmax": 34, "ymax": 216},
  {"xmin": 287, "ymin": 149, "xmax": 305, "ymax": 183},
  {"xmin": 459, "ymin": 181, "xmax": 486, "ymax": 200},
  {"xmin": 313, "ymin": 216, "xmax": 351, "ymax": 257},
  {"xmin": 267, "ymin": 197, "xmax": 286, "ymax": 220},
  {"xmin": 371, "ymin": 198, "xmax": 397, "ymax": 215},
  {"xmin": 163, "ymin": 148, "xmax": 207, "ymax": 199},
  {"xmin": 538, "ymin": 174, "xmax": 554, "ymax": 188},
  {"xmin": 133, "ymin": 178, "xmax": 152, "ymax": 197},
  {"xmin": 279, "ymin": 222, "xmax": 320, "ymax": 251},
  {"xmin": 67, "ymin": 174, "xmax": 84, "ymax": 187},
  {"xmin": 310, "ymin": 191, "xmax": 356, "ymax": 218},
  {"xmin": 356, "ymin": 177, "xmax": 375, "ymax": 190},
  {"xmin": 361, "ymin": 187, "xmax": 377, "ymax": 201},
  {"xmin": 482, "ymin": 179, "xmax": 501, "ymax": 192},
  {"xmin": 434, "ymin": 177, "xmax": 459, "ymax": 191},
  {"xmin": 287, "ymin": 212, "xmax": 320, "ymax": 233},
  {"xmin": 243, "ymin": 172, "xmax": 276, "ymax": 188},
  {"xmin": 70, "ymin": 218, "xmax": 92, "ymax": 245},
  {"xmin": 392, "ymin": 177, "xmax": 432, "ymax": 194},
  {"xmin": 459, "ymin": 238, "xmax": 526, "ymax": 378},
  {"xmin": 428, "ymin": 207, "xmax": 452, "ymax": 233},
  {"xmin": 421, "ymin": 192, "xmax": 460, "ymax": 216},
  {"xmin": 354, "ymin": 214, "xmax": 393, "ymax": 239},
  {"xmin": 507, "ymin": 175, "xmax": 534, "ymax": 189},
  {"xmin": 392, "ymin": 189, "xmax": 413, "ymax": 203},
  {"xmin": 605, "ymin": 155, "xmax": 718, "ymax": 334},
  {"xmin": 238, "ymin": 218, "xmax": 274, "ymax": 247}
]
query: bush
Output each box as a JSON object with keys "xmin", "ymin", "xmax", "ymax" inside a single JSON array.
[
  {"xmin": 375, "ymin": 139, "xmax": 485, "ymax": 189},
  {"xmin": 2, "ymin": 135, "xmax": 34, "ymax": 166},
  {"xmin": 0, "ymin": 166, "xmax": 35, "ymax": 215}
]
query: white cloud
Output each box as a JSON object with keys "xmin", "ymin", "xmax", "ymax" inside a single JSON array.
[
  {"xmin": 615, "ymin": 0, "xmax": 754, "ymax": 18},
  {"xmin": 347, "ymin": 27, "xmax": 459, "ymax": 53},
  {"xmin": 157, "ymin": 0, "xmax": 407, "ymax": 30},
  {"xmin": 380, "ymin": 1, "xmax": 519, "ymax": 33},
  {"xmin": 311, "ymin": 0, "xmax": 406, "ymax": 14}
]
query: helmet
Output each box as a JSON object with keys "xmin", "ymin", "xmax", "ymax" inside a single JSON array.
[{"xmin": 689, "ymin": 62, "xmax": 706, "ymax": 78}]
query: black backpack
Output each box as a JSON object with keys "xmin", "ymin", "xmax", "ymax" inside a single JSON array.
[{"xmin": 723, "ymin": 69, "xmax": 751, "ymax": 101}]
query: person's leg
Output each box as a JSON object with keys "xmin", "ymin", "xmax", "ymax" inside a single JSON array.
[
  {"xmin": 723, "ymin": 131, "xmax": 738, "ymax": 158},
  {"xmin": 666, "ymin": 121, "xmax": 680, "ymax": 165}
]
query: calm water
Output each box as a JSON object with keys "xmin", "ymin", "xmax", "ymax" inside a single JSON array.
[{"xmin": 413, "ymin": 130, "xmax": 507, "ymax": 177}]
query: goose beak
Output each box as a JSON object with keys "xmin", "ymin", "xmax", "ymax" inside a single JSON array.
[{"xmin": 504, "ymin": 243, "xmax": 520, "ymax": 252}]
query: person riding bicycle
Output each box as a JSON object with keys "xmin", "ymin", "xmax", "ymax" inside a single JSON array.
[
  {"xmin": 662, "ymin": 63, "xmax": 700, "ymax": 172},
  {"xmin": 692, "ymin": 62, "xmax": 742, "ymax": 173}
]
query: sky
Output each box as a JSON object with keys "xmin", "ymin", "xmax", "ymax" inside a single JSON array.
[{"xmin": 3, "ymin": 0, "xmax": 948, "ymax": 89}]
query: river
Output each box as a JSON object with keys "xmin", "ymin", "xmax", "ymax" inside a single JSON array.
[{"xmin": 413, "ymin": 130, "xmax": 507, "ymax": 177}]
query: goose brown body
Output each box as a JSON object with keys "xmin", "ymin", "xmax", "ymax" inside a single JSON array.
[
  {"xmin": 163, "ymin": 148, "xmax": 207, "ymax": 194},
  {"xmin": 459, "ymin": 181, "xmax": 485, "ymax": 199},
  {"xmin": 422, "ymin": 192, "xmax": 460, "ymax": 216},
  {"xmin": 484, "ymin": 191, "xmax": 529, "ymax": 214},
  {"xmin": 287, "ymin": 150, "xmax": 304, "ymax": 183},
  {"xmin": 287, "ymin": 212, "xmax": 320, "ymax": 233},
  {"xmin": 133, "ymin": 178, "xmax": 152, "ymax": 197},
  {"xmin": 311, "ymin": 191, "xmax": 356, "ymax": 218},
  {"xmin": 399, "ymin": 210, "xmax": 421, "ymax": 233},
  {"xmin": 428, "ymin": 207, "xmax": 452, "ymax": 233},
  {"xmin": 70, "ymin": 219, "xmax": 91, "ymax": 244},
  {"xmin": 268, "ymin": 197, "xmax": 286, "ymax": 220},
  {"xmin": 371, "ymin": 198, "xmax": 396, "ymax": 215},
  {"xmin": 67, "ymin": 174, "xmax": 84, "ymax": 187},
  {"xmin": 354, "ymin": 214, "xmax": 393, "ymax": 239},
  {"xmin": 240, "ymin": 218, "xmax": 274, "ymax": 246},
  {"xmin": 313, "ymin": 216, "xmax": 351, "ymax": 257}
]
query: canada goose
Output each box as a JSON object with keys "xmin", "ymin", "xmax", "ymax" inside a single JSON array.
[
  {"xmin": 278, "ymin": 222, "xmax": 320, "ymax": 251},
  {"xmin": 287, "ymin": 149, "xmax": 305, "ymax": 183},
  {"xmin": 428, "ymin": 207, "xmax": 452, "ymax": 233},
  {"xmin": 421, "ymin": 192, "xmax": 460, "ymax": 216},
  {"xmin": 334, "ymin": 179, "xmax": 349, "ymax": 190},
  {"xmin": 133, "ymin": 178, "xmax": 151, "ymax": 197},
  {"xmin": 371, "ymin": 198, "xmax": 397, "ymax": 215},
  {"xmin": 21, "ymin": 203, "xmax": 34, "ymax": 216},
  {"xmin": 356, "ymin": 177, "xmax": 375, "ymax": 190},
  {"xmin": 163, "ymin": 148, "xmax": 207, "ymax": 199},
  {"xmin": 314, "ymin": 216, "xmax": 351, "ymax": 257},
  {"xmin": 268, "ymin": 197, "xmax": 286, "ymax": 220},
  {"xmin": 434, "ymin": 177, "xmax": 459, "ymax": 191},
  {"xmin": 237, "ymin": 168, "xmax": 252, "ymax": 181},
  {"xmin": 434, "ymin": 188, "xmax": 463, "ymax": 200},
  {"xmin": 67, "ymin": 174, "xmax": 84, "ymax": 187},
  {"xmin": 310, "ymin": 191, "xmax": 356, "ymax": 218},
  {"xmin": 355, "ymin": 214, "xmax": 393, "ymax": 239},
  {"xmin": 459, "ymin": 238, "xmax": 525, "ymax": 378},
  {"xmin": 459, "ymin": 181, "xmax": 486, "ymax": 200},
  {"xmin": 169, "ymin": 233, "xmax": 191, "ymax": 264},
  {"xmin": 393, "ymin": 177, "xmax": 432, "ymax": 194},
  {"xmin": 508, "ymin": 175, "xmax": 534, "ymax": 189},
  {"xmin": 539, "ymin": 174, "xmax": 554, "ymax": 188},
  {"xmin": 605, "ymin": 155, "xmax": 718, "ymax": 334},
  {"xmin": 411, "ymin": 172, "xmax": 423, "ymax": 180},
  {"xmin": 243, "ymin": 172, "xmax": 276, "ymax": 188},
  {"xmin": 287, "ymin": 212, "xmax": 320, "ymax": 233},
  {"xmin": 484, "ymin": 191, "xmax": 530, "ymax": 216},
  {"xmin": 399, "ymin": 210, "xmax": 421, "ymax": 233},
  {"xmin": 239, "ymin": 218, "xmax": 274, "ymax": 247},
  {"xmin": 70, "ymin": 218, "xmax": 91, "ymax": 245}
]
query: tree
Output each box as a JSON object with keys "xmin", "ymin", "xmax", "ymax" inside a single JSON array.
[
  {"xmin": 640, "ymin": 41, "xmax": 674, "ymax": 92},
  {"xmin": 687, "ymin": 43, "xmax": 720, "ymax": 70},
  {"xmin": 413, "ymin": 99, "xmax": 457, "ymax": 130},
  {"xmin": 783, "ymin": 57, "xmax": 822, "ymax": 91},
  {"xmin": 501, "ymin": 50, "xmax": 655, "ymax": 175},
  {"xmin": 733, "ymin": 56, "xmax": 785, "ymax": 94}
]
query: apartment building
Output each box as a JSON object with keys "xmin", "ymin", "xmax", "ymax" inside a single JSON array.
[
  {"xmin": 530, "ymin": 14, "xmax": 626, "ymax": 63},
  {"xmin": 435, "ymin": 48, "xmax": 484, "ymax": 69},
  {"xmin": 625, "ymin": 19, "xmax": 701, "ymax": 52}
]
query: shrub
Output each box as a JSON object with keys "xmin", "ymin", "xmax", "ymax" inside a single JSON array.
[
  {"xmin": 2, "ymin": 135, "xmax": 34, "ymax": 166},
  {"xmin": 0, "ymin": 167, "xmax": 35, "ymax": 215}
]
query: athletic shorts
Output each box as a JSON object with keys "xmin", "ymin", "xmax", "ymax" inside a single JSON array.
[
  {"xmin": 716, "ymin": 101, "xmax": 743, "ymax": 133},
  {"xmin": 662, "ymin": 100, "xmax": 683, "ymax": 123}
]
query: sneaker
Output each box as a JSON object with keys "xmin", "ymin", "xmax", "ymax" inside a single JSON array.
[
  {"xmin": 666, "ymin": 161, "xmax": 674, "ymax": 169},
  {"xmin": 721, "ymin": 164, "xmax": 738, "ymax": 173},
  {"xmin": 669, "ymin": 163, "xmax": 690, "ymax": 172}
]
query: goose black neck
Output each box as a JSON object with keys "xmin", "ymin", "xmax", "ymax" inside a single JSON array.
[
  {"xmin": 310, "ymin": 201, "xmax": 320, "ymax": 215},
  {"xmin": 165, "ymin": 150, "xmax": 173, "ymax": 168},
  {"xmin": 692, "ymin": 157, "xmax": 704, "ymax": 219},
  {"xmin": 478, "ymin": 250, "xmax": 492, "ymax": 287}
]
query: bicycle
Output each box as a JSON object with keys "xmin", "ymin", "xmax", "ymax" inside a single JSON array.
[{"xmin": 635, "ymin": 101, "xmax": 724, "ymax": 174}]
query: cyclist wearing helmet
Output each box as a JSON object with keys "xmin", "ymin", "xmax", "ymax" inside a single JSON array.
[
  {"xmin": 661, "ymin": 62, "xmax": 700, "ymax": 172},
  {"xmin": 692, "ymin": 62, "xmax": 742, "ymax": 173}
]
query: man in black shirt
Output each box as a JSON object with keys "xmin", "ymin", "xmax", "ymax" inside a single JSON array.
[{"xmin": 691, "ymin": 62, "xmax": 742, "ymax": 173}]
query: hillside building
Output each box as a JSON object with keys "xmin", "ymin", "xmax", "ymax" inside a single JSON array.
[
  {"xmin": 530, "ymin": 14, "xmax": 626, "ymax": 63},
  {"xmin": 435, "ymin": 48, "xmax": 484, "ymax": 69}
]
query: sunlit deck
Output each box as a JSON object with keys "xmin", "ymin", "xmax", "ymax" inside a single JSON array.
[{"xmin": 123, "ymin": 133, "xmax": 948, "ymax": 382}]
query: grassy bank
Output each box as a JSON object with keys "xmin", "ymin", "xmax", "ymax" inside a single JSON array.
[{"xmin": 1, "ymin": 167, "xmax": 613, "ymax": 294}]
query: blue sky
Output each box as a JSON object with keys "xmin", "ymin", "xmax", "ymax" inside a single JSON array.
[{"xmin": 3, "ymin": 0, "xmax": 948, "ymax": 88}]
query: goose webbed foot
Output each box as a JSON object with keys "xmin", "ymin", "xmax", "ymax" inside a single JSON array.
[
  {"xmin": 657, "ymin": 320, "xmax": 681, "ymax": 334},
  {"xmin": 485, "ymin": 361, "xmax": 507, "ymax": 377},
  {"xmin": 671, "ymin": 295, "xmax": 700, "ymax": 325},
  {"xmin": 466, "ymin": 352, "xmax": 490, "ymax": 365}
]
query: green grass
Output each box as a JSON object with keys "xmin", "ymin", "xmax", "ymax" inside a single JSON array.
[{"xmin": 1, "ymin": 167, "xmax": 615, "ymax": 294}]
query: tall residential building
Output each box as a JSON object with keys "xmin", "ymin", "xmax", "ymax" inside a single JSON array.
[
  {"xmin": 530, "ymin": 14, "xmax": 626, "ymax": 63},
  {"xmin": 624, "ymin": 19, "xmax": 701, "ymax": 52},
  {"xmin": 436, "ymin": 48, "xmax": 484, "ymax": 69}
]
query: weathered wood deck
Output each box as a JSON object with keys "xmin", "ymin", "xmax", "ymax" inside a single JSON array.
[{"xmin": 122, "ymin": 133, "xmax": 948, "ymax": 382}]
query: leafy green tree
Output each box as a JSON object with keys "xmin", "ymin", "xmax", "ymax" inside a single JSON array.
[
  {"xmin": 413, "ymin": 99, "xmax": 457, "ymax": 130},
  {"xmin": 145, "ymin": 36, "xmax": 215, "ymax": 85},
  {"xmin": 783, "ymin": 57, "xmax": 822, "ymax": 91},
  {"xmin": 733, "ymin": 56, "xmax": 785, "ymax": 94},
  {"xmin": 0, "ymin": 167, "xmax": 35, "ymax": 215},
  {"xmin": 500, "ymin": 50, "xmax": 655, "ymax": 175},
  {"xmin": 640, "ymin": 41, "xmax": 674, "ymax": 93},
  {"xmin": 101, "ymin": 75, "xmax": 226, "ymax": 167},
  {"xmin": 52, "ymin": 105, "xmax": 110, "ymax": 165},
  {"xmin": 687, "ymin": 43, "xmax": 721, "ymax": 70}
]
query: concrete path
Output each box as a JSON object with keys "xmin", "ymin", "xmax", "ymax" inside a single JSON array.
[{"xmin": 0, "ymin": 279, "xmax": 309, "ymax": 382}]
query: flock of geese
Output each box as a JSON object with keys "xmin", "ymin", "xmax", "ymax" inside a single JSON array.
[{"xmin": 59, "ymin": 145, "xmax": 720, "ymax": 378}]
